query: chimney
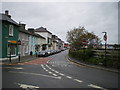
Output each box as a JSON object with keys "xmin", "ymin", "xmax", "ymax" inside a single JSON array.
[
  {"xmin": 28, "ymin": 28, "xmax": 35, "ymax": 33},
  {"xmin": 5, "ymin": 10, "xmax": 9, "ymax": 15},
  {"xmin": 5, "ymin": 10, "xmax": 11, "ymax": 18},
  {"xmin": 19, "ymin": 24, "xmax": 26, "ymax": 30}
]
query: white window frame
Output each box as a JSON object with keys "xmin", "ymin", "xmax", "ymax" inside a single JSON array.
[
  {"xmin": 7, "ymin": 44, "xmax": 16, "ymax": 56},
  {"xmin": 9, "ymin": 25, "xmax": 14, "ymax": 36}
]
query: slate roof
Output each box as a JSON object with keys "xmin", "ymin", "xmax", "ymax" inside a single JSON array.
[
  {"xmin": 19, "ymin": 28, "xmax": 46, "ymax": 39},
  {"xmin": 0, "ymin": 13, "xmax": 19, "ymax": 26},
  {"xmin": 35, "ymin": 27, "xmax": 52, "ymax": 34}
]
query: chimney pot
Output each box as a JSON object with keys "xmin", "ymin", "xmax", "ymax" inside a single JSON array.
[
  {"xmin": 5, "ymin": 10, "xmax": 9, "ymax": 15},
  {"xmin": 19, "ymin": 24, "xmax": 26, "ymax": 30},
  {"xmin": 28, "ymin": 28, "xmax": 35, "ymax": 33}
]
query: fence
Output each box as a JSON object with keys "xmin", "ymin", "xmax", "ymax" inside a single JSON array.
[
  {"xmin": 69, "ymin": 49, "xmax": 120, "ymax": 68},
  {"xmin": 92, "ymin": 49, "xmax": 119, "ymax": 60}
]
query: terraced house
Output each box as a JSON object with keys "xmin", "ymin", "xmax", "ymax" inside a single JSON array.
[
  {"xmin": 35, "ymin": 27, "xmax": 52, "ymax": 50},
  {"xmin": 0, "ymin": 10, "xmax": 19, "ymax": 60},
  {"xmin": 28, "ymin": 28, "xmax": 46, "ymax": 55}
]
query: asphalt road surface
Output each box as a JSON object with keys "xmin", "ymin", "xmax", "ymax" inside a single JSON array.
[{"xmin": 1, "ymin": 50, "xmax": 119, "ymax": 89}]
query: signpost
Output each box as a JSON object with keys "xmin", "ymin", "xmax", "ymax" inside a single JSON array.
[
  {"xmin": 18, "ymin": 40, "xmax": 21, "ymax": 62},
  {"xmin": 102, "ymin": 32, "xmax": 107, "ymax": 66},
  {"xmin": 9, "ymin": 43, "xmax": 11, "ymax": 62}
]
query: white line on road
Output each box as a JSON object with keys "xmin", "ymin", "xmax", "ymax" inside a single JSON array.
[
  {"xmin": 48, "ymin": 72, "xmax": 52, "ymax": 74},
  {"xmin": 52, "ymin": 74, "xmax": 58, "ymax": 76},
  {"xmin": 88, "ymin": 84, "xmax": 107, "ymax": 90},
  {"xmin": 54, "ymin": 71, "xmax": 59, "ymax": 73},
  {"xmin": 59, "ymin": 73, "xmax": 65, "ymax": 76},
  {"xmin": 2, "ymin": 67, "xmax": 24, "ymax": 70},
  {"xmin": 9, "ymin": 71, "xmax": 61, "ymax": 79},
  {"xmin": 41, "ymin": 64, "xmax": 48, "ymax": 71},
  {"xmin": 46, "ymin": 64, "xmax": 52, "ymax": 70},
  {"xmin": 74, "ymin": 79, "xmax": 83, "ymax": 83},
  {"xmin": 66, "ymin": 76, "xmax": 72, "ymax": 79},
  {"xmin": 52, "ymin": 65, "xmax": 55, "ymax": 67},
  {"xmin": 17, "ymin": 83, "xmax": 39, "ymax": 89}
]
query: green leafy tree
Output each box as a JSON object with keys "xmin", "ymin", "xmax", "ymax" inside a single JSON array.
[{"xmin": 66, "ymin": 26, "xmax": 101, "ymax": 50}]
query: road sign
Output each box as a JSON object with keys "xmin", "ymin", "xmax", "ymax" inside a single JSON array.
[
  {"xmin": 82, "ymin": 40, "xmax": 87, "ymax": 45},
  {"xmin": 17, "ymin": 40, "xmax": 21, "ymax": 45},
  {"xmin": 103, "ymin": 33, "xmax": 107, "ymax": 41}
]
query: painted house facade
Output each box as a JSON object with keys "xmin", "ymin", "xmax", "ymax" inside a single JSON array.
[
  {"xmin": 19, "ymin": 24, "xmax": 30, "ymax": 56},
  {"xmin": 35, "ymin": 27, "xmax": 52, "ymax": 50},
  {"xmin": 52, "ymin": 35, "xmax": 58, "ymax": 50},
  {"xmin": 0, "ymin": 10, "xmax": 19, "ymax": 60},
  {"xmin": 28, "ymin": 28, "xmax": 46, "ymax": 55}
]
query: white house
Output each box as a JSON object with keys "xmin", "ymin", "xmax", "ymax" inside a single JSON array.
[{"xmin": 35, "ymin": 27, "xmax": 52, "ymax": 50}]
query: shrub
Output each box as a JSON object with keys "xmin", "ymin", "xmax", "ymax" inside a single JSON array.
[{"xmin": 69, "ymin": 49, "xmax": 93, "ymax": 61}]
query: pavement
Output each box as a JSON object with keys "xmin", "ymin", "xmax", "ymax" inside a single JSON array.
[
  {"xmin": 66, "ymin": 55, "xmax": 119, "ymax": 73},
  {"xmin": 1, "ymin": 55, "xmax": 39, "ymax": 65}
]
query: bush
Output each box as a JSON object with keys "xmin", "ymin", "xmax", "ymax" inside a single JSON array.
[
  {"xmin": 69, "ymin": 49, "xmax": 120, "ymax": 69},
  {"xmin": 69, "ymin": 49, "xmax": 93, "ymax": 62}
]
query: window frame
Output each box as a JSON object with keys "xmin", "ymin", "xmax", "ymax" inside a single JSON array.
[{"xmin": 9, "ymin": 25, "xmax": 14, "ymax": 36}]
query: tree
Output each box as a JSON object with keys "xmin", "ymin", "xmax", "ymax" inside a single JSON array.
[{"xmin": 66, "ymin": 26, "xmax": 101, "ymax": 50}]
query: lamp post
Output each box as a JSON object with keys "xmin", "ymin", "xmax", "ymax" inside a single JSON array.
[{"xmin": 102, "ymin": 32, "xmax": 107, "ymax": 66}]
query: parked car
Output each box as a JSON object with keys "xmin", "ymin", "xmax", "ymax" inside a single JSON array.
[
  {"xmin": 37, "ymin": 50, "xmax": 48, "ymax": 57},
  {"xmin": 45, "ymin": 50, "xmax": 52, "ymax": 55}
]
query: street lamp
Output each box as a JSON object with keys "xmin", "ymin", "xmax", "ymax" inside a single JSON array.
[{"xmin": 102, "ymin": 32, "xmax": 107, "ymax": 66}]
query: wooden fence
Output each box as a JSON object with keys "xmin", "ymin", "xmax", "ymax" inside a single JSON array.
[{"xmin": 92, "ymin": 49, "xmax": 119, "ymax": 60}]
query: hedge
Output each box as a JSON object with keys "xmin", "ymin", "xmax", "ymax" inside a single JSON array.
[{"xmin": 69, "ymin": 49, "xmax": 120, "ymax": 69}]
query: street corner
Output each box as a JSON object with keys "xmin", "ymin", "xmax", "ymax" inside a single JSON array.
[{"xmin": 17, "ymin": 57, "xmax": 53, "ymax": 65}]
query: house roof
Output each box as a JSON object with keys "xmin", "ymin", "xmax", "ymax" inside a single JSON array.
[
  {"xmin": 0, "ymin": 13, "xmax": 19, "ymax": 26},
  {"xmin": 35, "ymin": 27, "xmax": 52, "ymax": 34},
  {"xmin": 19, "ymin": 28, "xmax": 46, "ymax": 39}
]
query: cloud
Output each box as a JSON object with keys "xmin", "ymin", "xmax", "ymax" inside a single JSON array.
[{"xmin": 2, "ymin": 2, "xmax": 118, "ymax": 44}]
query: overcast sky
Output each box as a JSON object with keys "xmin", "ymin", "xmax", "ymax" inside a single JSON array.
[{"xmin": 1, "ymin": 1, "xmax": 119, "ymax": 44}]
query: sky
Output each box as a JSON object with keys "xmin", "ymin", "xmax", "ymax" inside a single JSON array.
[{"xmin": 1, "ymin": 0, "xmax": 119, "ymax": 44}]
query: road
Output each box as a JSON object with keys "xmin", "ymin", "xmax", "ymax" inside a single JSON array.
[{"xmin": 1, "ymin": 50, "xmax": 119, "ymax": 89}]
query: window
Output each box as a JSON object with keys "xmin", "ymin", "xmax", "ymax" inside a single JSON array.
[
  {"xmin": 8, "ymin": 44, "xmax": 16, "ymax": 56},
  {"xmin": 9, "ymin": 25, "xmax": 13, "ymax": 36},
  {"xmin": 25, "ymin": 45, "xmax": 28, "ymax": 53}
]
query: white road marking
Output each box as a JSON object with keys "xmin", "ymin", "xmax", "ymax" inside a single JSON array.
[
  {"xmin": 41, "ymin": 64, "xmax": 48, "ymax": 72},
  {"xmin": 41, "ymin": 64, "xmax": 59, "ymax": 77},
  {"xmin": 66, "ymin": 76, "xmax": 72, "ymax": 79},
  {"xmin": 88, "ymin": 84, "xmax": 107, "ymax": 90},
  {"xmin": 51, "ymin": 69, "xmax": 55, "ymax": 72},
  {"xmin": 17, "ymin": 83, "xmax": 39, "ymax": 89},
  {"xmin": 74, "ymin": 79, "xmax": 83, "ymax": 83},
  {"xmin": 9, "ymin": 71, "xmax": 61, "ymax": 79},
  {"xmin": 48, "ymin": 72, "xmax": 52, "ymax": 74},
  {"xmin": 54, "ymin": 71, "xmax": 59, "ymax": 73},
  {"xmin": 46, "ymin": 64, "xmax": 52, "ymax": 70},
  {"xmin": 47, "ymin": 60, "xmax": 49, "ymax": 64},
  {"xmin": 52, "ymin": 65, "xmax": 55, "ymax": 67},
  {"xmin": 59, "ymin": 73, "xmax": 65, "ymax": 76},
  {"xmin": 52, "ymin": 74, "xmax": 58, "ymax": 76},
  {"xmin": 2, "ymin": 67, "xmax": 24, "ymax": 70},
  {"xmin": 45, "ymin": 69, "xmax": 48, "ymax": 72}
]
